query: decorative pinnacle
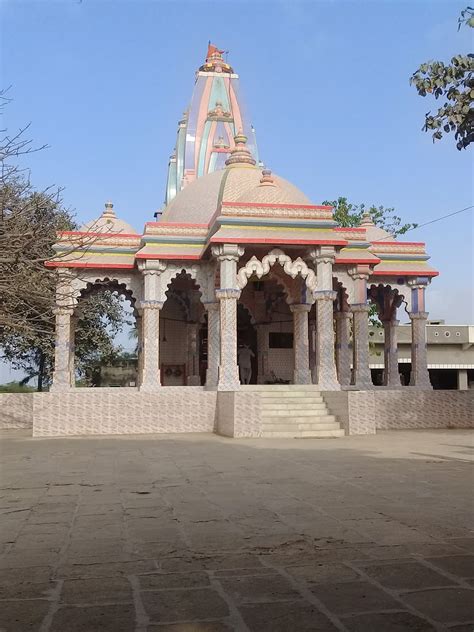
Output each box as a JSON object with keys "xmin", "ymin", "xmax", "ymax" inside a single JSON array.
[
  {"xmin": 213, "ymin": 135, "xmax": 229, "ymax": 149},
  {"xmin": 102, "ymin": 201, "xmax": 116, "ymax": 218},
  {"xmin": 360, "ymin": 211, "xmax": 375, "ymax": 226},
  {"xmin": 225, "ymin": 131, "xmax": 256, "ymax": 167},
  {"xmin": 259, "ymin": 168, "xmax": 275, "ymax": 186}
]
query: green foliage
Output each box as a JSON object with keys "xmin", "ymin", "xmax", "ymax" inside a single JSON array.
[
  {"xmin": 0, "ymin": 180, "xmax": 132, "ymax": 390},
  {"xmin": 410, "ymin": 8, "xmax": 474, "ymax": 150},
  {"xmin": 322, "ymin": 197, "xmax": 417, "ymax": 236},
  {"xmin": 0, "ymin": 381, "xmax": 35, "ymax": 393},
  {"xmin": 0, "ymin": 98, "xmax": 133, "ymax": 391},
  {"xmin": 323, "ymin": 197, "xmax": 416, "ymax": 328},
  {"xmin": 74, "ymin": 291, "xmax": 133, "ymax": 384}
]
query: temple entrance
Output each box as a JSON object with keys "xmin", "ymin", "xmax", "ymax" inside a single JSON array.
[
  {"xmin": 162, "ymin": 271, "xmax": 204, "ymax": 386},
  {"xmin": 237, "ymin": 304, "xmax": 257, "ymax": 384},
  {"xmin": 238, "ymin": 272, "xmax": 300, "ymax": 385},
  {"xmin": 72, "ymin": 280, "xmax": 138, "ymax": 388}
]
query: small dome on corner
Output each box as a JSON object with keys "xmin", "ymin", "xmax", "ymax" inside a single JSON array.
[{"xmin": 80, "ymin": 201, "xmax": 138, "ymax": 234}]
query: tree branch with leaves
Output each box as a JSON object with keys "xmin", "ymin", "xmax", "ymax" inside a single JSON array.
[{"xmin": 410, "ymin": 7, "xmax": 474, "ymax": 150}]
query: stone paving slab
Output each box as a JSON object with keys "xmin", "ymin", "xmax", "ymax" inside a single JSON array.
[{"xmin": 0, "ymin": 428, "xmax": 473, "ymax": 631}]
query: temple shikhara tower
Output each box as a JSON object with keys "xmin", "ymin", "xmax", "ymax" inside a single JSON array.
[
  {"xmin": 165, "ymin": 43, "xmax": 258, "ymax": 204},
  {"xmin": 40, "ymin": 44, "xmax": 450, "ymax": 439}
]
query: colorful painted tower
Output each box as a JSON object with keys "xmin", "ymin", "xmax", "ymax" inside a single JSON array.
[{"xmin": 164, "ymin": 43, "xmax": 259, "ymax": 205}]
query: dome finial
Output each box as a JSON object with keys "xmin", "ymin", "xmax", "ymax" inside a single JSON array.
[
  {"xmin": 360, "ymin": 210, "xmax": 375, "ymax": 227},
  {"xmin": 102, "ymin": 201, "xmax": 116, "ymax": 219},
  {"xmin": 225, "ymin": 131, "xmax": 256, "ymax": 167},
  {"xmin": 259, "ymin": 168, "xmax": 276, "ymax": 187}
]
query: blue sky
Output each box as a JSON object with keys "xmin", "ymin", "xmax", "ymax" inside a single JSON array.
[{"xmin": 0, "ymin": 0, "xmax": 473, "ymax": 382}]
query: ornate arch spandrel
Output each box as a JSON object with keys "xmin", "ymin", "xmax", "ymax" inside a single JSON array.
[
  {"xmin": 159, "ymin": 262, "xmax": 217, "ymax": 304},
  {"xmin": 368, "ymin": 283, "xmax": 406, "ymax": 320},
  {"xmin": 236, "ymin": 249, "xmax": 317, "ymax": 299},
  {"xmin": 70, "ymin": 271, "xmax": 142, "ymax": 308}
]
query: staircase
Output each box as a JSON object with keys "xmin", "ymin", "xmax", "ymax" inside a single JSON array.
[{"xmin": 244, "ymin": 385, "xmax": 344, "ymax": 438}]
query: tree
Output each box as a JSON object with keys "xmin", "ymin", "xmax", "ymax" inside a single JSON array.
[
  {"xmin": 0, "ymin": 92, "xmax": 131, "ymax": 390},
  {"xmin": 322, "ymin": 197, "xmax": 417, "ymax": 236},
  {"xmin": 323, "ymin": 197, "xmax": 416, "ymax": 328},
  {"xmin": 410, "ymin": 7, "xmax": 474, "ymax": 150},
  {"xmin": 74, "ymin": 291, "xmax": 133, "ymax": 386},
  {"xmin": 1, "ymin": 290, "xmax": 132, "ymax": 390}
]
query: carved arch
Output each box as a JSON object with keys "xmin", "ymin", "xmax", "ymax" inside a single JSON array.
[
  {"xmin": 74, "ymin": 277, "xmax": 139, "ymax": 318},
  {"xmin": 333, "ymin": 279, "xmax": 350, "ymax": 312},
  {"xmin": 159, "ymin": 263, "xmax": 215, "ymax": 304},
  {"xmin": 236, "ymin": 249, "xmax": 317, "ymax": 296},
  {"xmin": 368, "ymin": 283, "xmax": 405, "ymax": 320}
]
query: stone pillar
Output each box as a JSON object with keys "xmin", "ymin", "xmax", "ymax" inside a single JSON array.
[
  {"xmin": 51, "ymin": 306, "xmax": 74, "ymax": 391},
  {"xmin": 212, "ymin": 244, "xmax": 244, "ymax": 391},
  {"xmin": 138, "ymin": 263, "xmax": 166, "ymax": 391},
  {"xmin": 256, "ymin": 324, "xmax": 269, "ymax": 384},
  {"xmin": 382, "ymin": 319, "xmax": 401, "ymax": 387},
  {"xmin": 204, "ymin": 302, "xmax": 220, "ymax": 388},
  {"xmin": 335, "ymin": 311, "xmax": 352, "ymax": 387},
  {"xmin": 290, "ymin": 304, "xmax": 312, "ymax": 384},
  {"xmin": 135, "ymin": 313, "xmax": 143, "ymax": 387},
  {"xmin": 408, "ymin": 279, "xmax": 432, "ymax": 389},
  {"xmin": 458, "ymin": 369, "xmax": 468, "ymax": 391},
  {"xmin": 138, "ymin": 301, "xmax": 163, "ymax": 390},
  {"xmin": 216, "ymin": 289, "xmax": 241, "ymax": 390},
  {"xmin": 309, "ymin": 247, "xmax": 339, "ymax": 390},
  {"xmin": 314, "ymin": 292, "xmax": 339, "ymax": 389},
  {"xmin": 186, "ymin": 322, "xmax": 201, "ymax": 385},
  {"xmin": 351, "ymin": 305, "xmax": 372, "ymax": 389},
  {"xmin": 409, "ymin": 312, "xmax": 432, "ymax": 388},
  {"xmin": 309, "ymin": 319, "xmax": 316, "ymax": 383},
  {"xmin": 349, "ymin": 266, "xmax": 372, "ymax": 390}
]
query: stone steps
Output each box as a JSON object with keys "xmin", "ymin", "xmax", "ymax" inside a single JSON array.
[
  {"xmin": 245, "ymin": 384, "xmax": 321, "ymax": 391},
  {"xmin": 263, "ymin": 429, "xmax": 345, "ymax": 438},
  {"xmin": 263, "ymin": 415, "xmax": 338, "ymax": 425},
  {"xmin": 261, "ymin": 407, "xmax": 329, "ymax": 417},
  {"xmin": 256, "ymin": 386, "xmax": 344, "ymax": 439},
  {"xmin": 260, "ymin": 393, "xmax": 324, "ymax": 400},
  {"xmin": 263, "ymin": 421, "xmax": 341, "ymax": 431}
]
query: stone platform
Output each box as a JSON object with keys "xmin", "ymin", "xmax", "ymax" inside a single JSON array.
[
  {"xmin": 1, "ymin": 388, "xmax": 472, "ymax": 438},
  {"xmin": 0, "ymin": 429, "xmax": 473, "ymax": 630}
]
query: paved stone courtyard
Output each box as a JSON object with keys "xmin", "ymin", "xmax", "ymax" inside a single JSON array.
[{"xmin": 0, "ymin": 429, "xmax": 473, "ymax": 632}]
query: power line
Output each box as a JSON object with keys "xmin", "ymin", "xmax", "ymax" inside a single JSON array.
[{"xmin": 377, "ymin": 204, "xmax": 474, "ymax": 240}]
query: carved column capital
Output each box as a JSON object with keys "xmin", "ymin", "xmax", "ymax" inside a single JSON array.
[
  {"xmin": 211, "ymin": 243, "xmax": 245, "ymax": 262},
  {"xmin": 203, "ymin": 301, "xmax": 219, "ymax": 312},
  {"xmin": 53, "ymin": 306, "xmax": 74, "ymax": 316},
  {"xmin": 409, "ymin": 311, "xmax": 429, "ymax": 320},
  {"xmin": 290, "ymin": 303, "xmax": 312, "ymax": 313},
  {"xmin": 137, "ymin": 300, "xmax": 163, "ymax": 311},
  {"xmin": 216, "ymin": 288, "xmax": 241, "ymax": 300},
  {"xmin": 348, "ymin": 266, "xmax": 371, "ymax": 281},
  {"xmin": 314, "ymin": 290, "xmax": 337, "ymax": 302},
  {"xmin": 307, "ymin": 246, "xmax": 336, "ymax": 264},
  {"xmin": 138, "ymin": 260, "xmax": 167, "ymax": 275},
  {"xmin": 407, "ymin": 277, "xmax": 430, "ymax": 289},
  {"xmin": 351, "ymin": 303, "xmax": 370, "ymax": 313}
]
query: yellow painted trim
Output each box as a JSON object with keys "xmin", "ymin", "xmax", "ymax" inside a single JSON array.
[
  {"xmin": 221, "ymin": 225, "xmax": 331, "ymax": 233},
  {"xmin": 377, "ymin": 260, "xmax": 428, "ymax": 265},
  {"xmin": 141, "ymin": 243, "xmax": 203, "ymax": 249},
  {"xmin": 340, "ymin": 247, "xmax": 370, "ymax": 252},
  {"xmin": 55, "ymin": 250, "xmax": 134, "ymax": 258}
]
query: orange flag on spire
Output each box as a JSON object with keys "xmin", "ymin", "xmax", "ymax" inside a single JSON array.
[{"xmin": 207, "ymin": 43, "xmax": 225, "ymax": 58}]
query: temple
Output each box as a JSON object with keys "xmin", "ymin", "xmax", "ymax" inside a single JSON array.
[
  {"xmin": 40, "ymin": 45, "xmax": 450, "ymax": 439},
  {"xmin": 164, "ymin": 43, "xmax": 258, "ymax": 204}
]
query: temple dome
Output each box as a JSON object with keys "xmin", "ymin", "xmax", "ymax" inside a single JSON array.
[
  {"xmin": 160, "ymin": 165, "xmax": 312, "ymax": 225},
  {"xmin": 359, "ymin": 211, "xmax": 392, "ymax": 241},
  {"xmin": 80, "ymin": 202, "xmax": 138, "ymax": 234}
]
